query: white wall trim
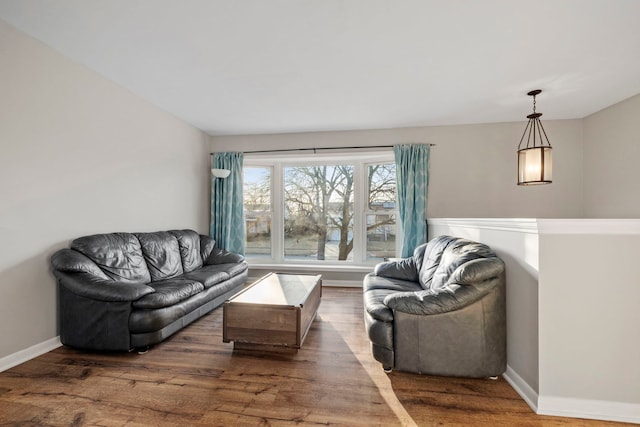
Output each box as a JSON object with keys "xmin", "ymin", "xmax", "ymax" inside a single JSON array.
[
  {"xmin": 503, "ymin": 365, "xmax": 538, "ymax": 413},
  {"xmin": 537, "ymin": 218, "xmax": 640, "ymax": 235},
  {"xmin": 429, "ymin": 218, "xmax": 539, "ymax": 234},
  {"xmin": 0, "ymin": 336, "xmax": 62, "ymax": 373},
  {"xmin": 538, "ymin": 396, "xmax": 640, "ymax": 424}
]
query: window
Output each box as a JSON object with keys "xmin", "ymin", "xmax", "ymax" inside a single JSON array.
[
  {"xmin": 366, "ymin": 163, "xmax": 397, "ymax": 260},
  {"xmin": 243, "ymin": 152, "xmax": 398, "ymax": 265},
  {"xmin": 284, "ymin": 164, "xmax": 354, "ymax": 261},
  {"xmin": 243, "ymin": 166, "xmax": 272, "ymax": 257}
]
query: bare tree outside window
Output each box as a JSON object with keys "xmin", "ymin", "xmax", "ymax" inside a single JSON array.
[
  {"xmin": 244, "ymin": 167, "xmax": 271, "ymax": 257},
  {"xmin": 284, "ymin": 165, "xmax": 354, "ymax": 260},
  {"xmin": 367, "ymin": 163, "xmax": 397, "ymax": 260}
]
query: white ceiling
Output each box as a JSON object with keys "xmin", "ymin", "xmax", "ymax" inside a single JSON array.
[{"xmin": 1, "ymin": 0, "xmax": 640, "ymax": 136}]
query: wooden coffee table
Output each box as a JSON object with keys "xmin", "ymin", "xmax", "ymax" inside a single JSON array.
[{"xmin": 222, "ymin": 272, "xmax": 322, "ymax": 351}]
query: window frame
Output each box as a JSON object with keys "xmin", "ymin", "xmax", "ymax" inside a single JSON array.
[{"xmin": 243, "ymin": 150, "xmax": 399, "ymax": 267}]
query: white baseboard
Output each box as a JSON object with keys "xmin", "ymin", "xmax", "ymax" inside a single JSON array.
[
  {"xmin": 503, "ymin": 365, "xmax": 539, "ymax": 413},
  {"xmin": 0, "ymin": 336, "xmax": 62, "ymax": 373},
  {"xmin": 321, "ymin": 279, "xmax": 361, "ymax": 288},
  {"xmin": 538, "ymin": 396, "xmax": 640, "ymax": 424}
]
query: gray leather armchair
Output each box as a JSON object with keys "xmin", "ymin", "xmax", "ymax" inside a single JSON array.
[{"xmin": 363, "ymin": 235, "xmax": 506, "ymax": 377}]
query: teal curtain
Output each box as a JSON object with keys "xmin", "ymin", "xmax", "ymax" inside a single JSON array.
[
  {"xmin": 210, "ymin": 152, "xmax": 245, "ymax": 254},
  {"xmin": 394, "ymin": 144, "xmax": 430, "ymax": 258}
]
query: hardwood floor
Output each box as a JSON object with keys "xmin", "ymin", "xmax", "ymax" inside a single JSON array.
[{"xmin": 0, "ymin": 288, "xmax": 626, "ymax": 426}]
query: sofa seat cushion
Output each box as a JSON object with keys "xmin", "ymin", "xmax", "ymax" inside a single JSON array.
[
  {"xmin": 214, "ymin": 262, "xmax": 248, "ymax": 278},
  {"xmin": 129, "ymin": 274, "xmax": 247, "ymax": 334},
  {"xmin": 181, "ymin": 265, "xmax": 230, "ymax": 289},
  {"xmin": 132, "ymin": 278, "xmax": 204, "ymax": 309},
  {"xmin": 129, "ymin": 286, "xmax": 214, "ymax": 333},
  {"xmin": 181, "ymin": 263, "xmax": 248, "ymax": 288}
]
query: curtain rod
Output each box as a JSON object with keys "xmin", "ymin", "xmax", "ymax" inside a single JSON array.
[{"xmin": 209, "ymin": 143, "xmax": 435, "ymax": 155}]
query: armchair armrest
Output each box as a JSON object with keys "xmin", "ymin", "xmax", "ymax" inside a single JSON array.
[
  {"xmin": 383, "ymin": 279, "xmax": 498, "ymax": 316},
  {"xmin": 205, "ymin": 247, "xmax": 245, "ymax": 265},
  {"xmin": 374, "ymin": 257, "xmax": 418, "ymax": 282},
  {"xmin": 54, "ymin": 271, "xmax": 154, "ymax": 302},
  {"xmin": 450, "ymin": 257, "xmax": 505, "ymax": 285}
]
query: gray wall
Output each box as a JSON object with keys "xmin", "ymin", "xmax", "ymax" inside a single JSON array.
[
  {"xmin": 583, "ymin": 93, "xmax": 640, "ymax": 217},
  {"xmin": 211, "ymin": 119, "xmax": 584, "ymax": 218},
  {"xmin": 538, "ymin": 231, "xmax": 640, "ymax": 408},
  {"xmin": 0, "ymin": 21, "xmax": 210, "ymax": 359}
]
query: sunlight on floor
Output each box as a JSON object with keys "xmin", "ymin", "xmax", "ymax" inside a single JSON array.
[{"xmin": 337, "ymin": 327, "xmax": 418, "ymax": 427}]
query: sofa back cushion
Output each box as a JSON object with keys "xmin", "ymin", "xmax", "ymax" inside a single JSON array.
[
  {"xmin": 169, "ymin": 229, "xmax": 203, "ymax": 273},
  {"xmin": 71, "ymin": 233, "xmax": 151, "ymax": 284},
  {"xmin": 135, "ymin": 231, "xmax": 184, "ymax": 281},
  {"xmin": 199, "ymin": 235, "xmax": 216, "ymax": 263}
]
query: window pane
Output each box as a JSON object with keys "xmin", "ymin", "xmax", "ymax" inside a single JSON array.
[
  {"xmin": 367, "ymin": 214, "xmax": 396, "ymax": 261},
  {"xmin": 283, "ymin": 165, "xmax": 354, "ymax": 261},
  {"xmin": 368, "ymin": 163, "xmax": 396, "ymax": 210},
  {"xmin": 243, "ymin": 167, "xmax": 271, "ymax": 257}
]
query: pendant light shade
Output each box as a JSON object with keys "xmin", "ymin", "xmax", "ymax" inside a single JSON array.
[{"xmin": 517, "ymin": 90, "xmax": 552, "ymax": 185}]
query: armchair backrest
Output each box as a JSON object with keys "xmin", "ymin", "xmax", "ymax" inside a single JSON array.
[{"xmin": 415, "ymin": 235, "xmax": 501, "ymax": 291}]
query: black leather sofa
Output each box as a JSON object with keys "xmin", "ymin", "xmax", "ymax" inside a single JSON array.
[
  {"xmin": 363, "ymin": 235, "xmax": 506, "ymax": 377},
  {"xmin": 51, "ymin": 229, "xmax": 248, "ymax": 351}
]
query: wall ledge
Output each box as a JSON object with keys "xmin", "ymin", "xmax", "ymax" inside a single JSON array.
[
  {"xmin": 430, "ymin": 218, "xmax": 640, "ymax": 235},
  {"xmin": 537, "ymin": 218, "xmax": 640, "ymax": 235}
]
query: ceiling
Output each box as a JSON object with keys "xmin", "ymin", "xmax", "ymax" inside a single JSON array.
[{"xmin": 2, "ymin": 0, "xmax": 640, "ymax": 136}]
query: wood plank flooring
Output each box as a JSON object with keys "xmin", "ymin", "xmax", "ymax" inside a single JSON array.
[{"xmin": 0, "ymin": 288, "xmax": 627, "ymax": 426}]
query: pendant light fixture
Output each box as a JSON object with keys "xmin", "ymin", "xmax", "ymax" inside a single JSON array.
[{"xmin": 517, "ymin": 89, "xmax": 552, "ymax": 185}]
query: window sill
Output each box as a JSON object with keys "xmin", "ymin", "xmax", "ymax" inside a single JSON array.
[{"xmin": 247, "ymin": 262, "xmax": 375, "ymax": 273}]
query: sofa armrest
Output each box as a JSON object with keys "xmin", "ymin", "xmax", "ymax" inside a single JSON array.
[
  {"xmin": 383, "ymin": 279, "xmax": 499, "ymax": 316},
  {"xmin": 54, "ymin": 271, "xmax": 154, "ymax": 302},
  {"xmin": 205, "ymin": 247, "xmax": 245, "ymax": 265},
  {"xmin": 374, "ymin": 257, "xmax": 418, "ymax": 282},
  {"xmin": 51, "ymin": 248, "xmax": 109, "ymax": 278}
]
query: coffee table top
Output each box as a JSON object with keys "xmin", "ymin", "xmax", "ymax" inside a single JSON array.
[{"xmin": 229, "ymin": 272, "xmax": 322, "ymax": 307}]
